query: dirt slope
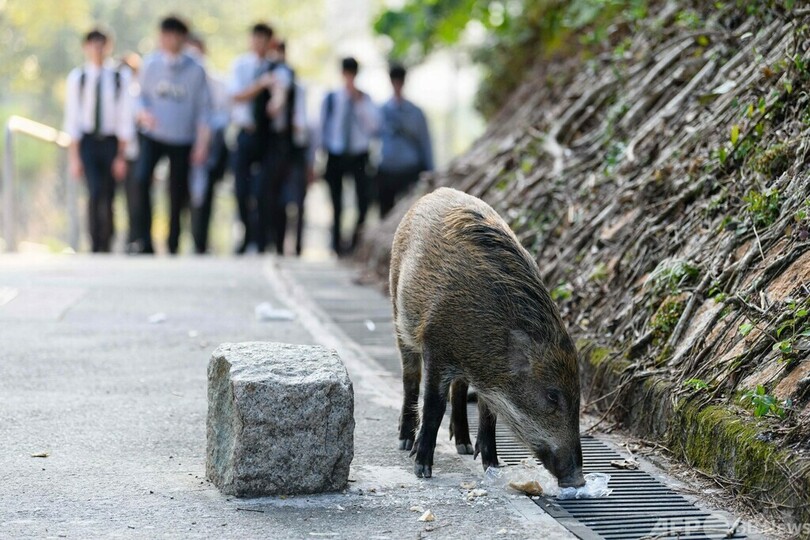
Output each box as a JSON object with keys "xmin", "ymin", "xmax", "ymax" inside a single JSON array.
[{"xmin": 359, "ymin": 1, "xmax": 810, "ymax": 529}]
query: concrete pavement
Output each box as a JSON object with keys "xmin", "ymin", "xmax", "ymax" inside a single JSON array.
[{"xmin": 0, "ymin": 255, "xmax": 573, "ymax": 539}]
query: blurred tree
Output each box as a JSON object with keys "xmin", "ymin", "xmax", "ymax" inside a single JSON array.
[
  {"xmin": 0, "ymin": 0, "xmax": 329, "ymax": 128},
  {"xmin": 374, "ymin": 0, "xmax": 648, "ymax": 118},
  {"xmin": 0, "ymin": 0, "xmax": 92, "ymax": 122}
]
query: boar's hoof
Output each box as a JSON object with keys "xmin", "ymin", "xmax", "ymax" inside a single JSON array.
[
  {"xmin": 480, "ymin": 459, "xmax": 500, "ymax": 471},
  {"xmin": 414, "ymin": 462, "xmax": 432, "ymax": 478},
  {"xmin": 456, "ymin": 443, "xmax": 474, "ymax": 455},
  {"xmin": 398, "ymin": 439, "xmax": 414, "ymax": 451}
]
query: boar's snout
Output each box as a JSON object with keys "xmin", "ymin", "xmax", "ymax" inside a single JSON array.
[
  {"xmin": 549, "ymin": 439, "xmax": 585, "ymax": 488},
  {"xmin": 558, "ymin": 470, "xmax": 586, "ymax": 488}
]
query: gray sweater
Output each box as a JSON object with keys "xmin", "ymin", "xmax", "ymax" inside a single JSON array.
[{"xmin": 137, "ymin": 52, "xmax": 211, "ymax": 145}]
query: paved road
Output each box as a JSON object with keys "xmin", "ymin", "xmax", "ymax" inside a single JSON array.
[{"xmin": 0, "ymin": 255, "xmax": 572, "ymax": 539}]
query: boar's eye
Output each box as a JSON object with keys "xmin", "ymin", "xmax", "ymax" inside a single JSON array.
[{"xmin": 546, "ymin": 389, "xmax": 562, "ymax": 408}]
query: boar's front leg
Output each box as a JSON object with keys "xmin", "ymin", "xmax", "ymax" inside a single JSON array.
[
  {"xmin": 410, "ymin": 347, "xmax": 448, "ymax": 478},
  {"xmin": 474, "ymin": 399, "xmax": 499, "ymax": 470},
  {"xmin": 398, "ymin": 342, "xmax": 421, "ymax": 451},
  {"xmin": 449, "ymin": 379, "xmax": 474, "ymax": 455}
]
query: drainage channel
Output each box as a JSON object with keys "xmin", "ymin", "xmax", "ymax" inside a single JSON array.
[
  {"xmin": 465, "ymin": 406, "xmax": 745, "ymax": 540},
  {"xmin": 289, "ymin": 262, "xmax": 748, "ymax": 540}
]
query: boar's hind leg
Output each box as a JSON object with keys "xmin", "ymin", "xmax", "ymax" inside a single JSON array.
[
  {"xmin": 411, "ymin": 347, "xmax": 448, "ymax": 478},
  {"xmin": 449, "ymin": 380, "xmax": 474, "ymax": 455},
  {"xmin": 473, "ymin": 400, "xmax": 499, "ymax": 470},
  {"xmin": 398, "ymin": 345, "xmax": 421, "ymax": 451}
]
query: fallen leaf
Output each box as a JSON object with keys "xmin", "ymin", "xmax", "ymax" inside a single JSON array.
[
  {"xmin": 610, "ymin": 459, "xmax": 639, "ymax": 470},
  {"xmin": 30, "ymin": 452, "xmax": 48, "ymax": 458},
  {"xmin": 459, "ymin": 481, "xmax": 476, "ymax": 490},
  {"xmin": 466, "ymin": 488, "xmax": 488, "ymax": 501},
  {"xmin": 409, "ymin": 505, "xmax": 424, "ymax": 513},
  {"xmin": 508, "ymin": 480, "xmax": 544, "ymax": 496}
]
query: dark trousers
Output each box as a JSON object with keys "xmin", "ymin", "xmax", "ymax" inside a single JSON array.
[
  {"xmin": 124, "ymin": 158, "xmax": 139, "ymax": 245},
  {"xmin": 233, "ymin": 130, "xmax": 267, "ymax": 251},
  {"xmin": 324, "ymin": 152, "xmax": 370, "ymax": 254},
  {"xmin": 79, "ymin": 135, "xmax": 118, "ymax": 253},
  {"xmin": 191, "ymin": 128, "xmax": 229, "ymax": 254},
  {"xmin": 134, "ymin": 135, "xmax": 192, "ymax": 254},
  {"xmin": 377, "ymin": 169, "xmax": 420, "ymax": 219},
  {"xmin": 258, "ymin": 134, "xmax": 291, "ymax": 254},
  {"xmin": 279, "ymin": 147, "xmax": 308, "ymax": 256}
]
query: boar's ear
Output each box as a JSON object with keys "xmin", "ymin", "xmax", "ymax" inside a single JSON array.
[{"xmin": 507, "ymin": 329, "xmax": 534, "ymax": 373}]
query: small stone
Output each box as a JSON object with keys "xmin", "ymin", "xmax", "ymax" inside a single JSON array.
[
  {"xmin": 409, "ymin": 505, "xmax": 424, "ymax": 513},
  {"xmin": 206, "ymin": 342, "xmax": 355, "ymax": 497},
  {"xmin": 417, "ymin": 510, "xmax": 435, "ymax": 522},
  {"xmin": 459, "ymin": 481, "xmax": 476, "ymax": 490}
]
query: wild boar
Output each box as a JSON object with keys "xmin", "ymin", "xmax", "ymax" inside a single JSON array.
[{"xmin": 389, "ymin": 187, "xmax": 584, "ymax": 487}]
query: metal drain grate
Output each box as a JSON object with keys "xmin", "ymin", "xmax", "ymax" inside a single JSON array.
[
  {"xmin": 292, "ymin": 265, "xmax": 747, "ymax": 540},
  {"xmin": 466, "ymin": 403, "xmax": 746, "ymax": 540}
]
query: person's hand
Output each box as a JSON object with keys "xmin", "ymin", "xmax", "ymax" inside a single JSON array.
[
  {"xmin": 137, "ymin": 111, "xmax": 157, "ymax": 131},
  {"xmin": 257, "ymin": 72, "xmax": 274, "ymax": 88},
  {"xmin": 191, "ymin": 144, "xmax": 208, "ymax": 166},
  {"xmin": 69, "ymin": 155, "xmax": 83, "ymax": 180},
  {"xmin": 266, "ymin": 99, "xmax": 279, "ymax": 118},
  {"xmin": 112, "ymin": 155, "xmax": 128, "ymax": 182}
]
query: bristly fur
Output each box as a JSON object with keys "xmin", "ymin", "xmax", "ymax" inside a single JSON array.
[
  {"xmin": 390, "ymin": 187, "xmax": 583, "ymax": 484},
  {"xmin": 442, "ymin": 207, "xmax": 569, "ymax": 339}
]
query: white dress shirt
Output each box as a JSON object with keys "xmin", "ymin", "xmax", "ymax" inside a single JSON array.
[
  {"xmin": 268, "ymin": 63, "xmax": 293, "ymax": 133},
  {"xmin": 228, "ymin": 52, "xmax": 265, "ymax": 129},
  {"xmin": 63, "ymin": 63, "xmax": 134, "ymax": 143},
  {"xmin": 229, "ymin": 52, "xmax": 292, "ymax": 132},
  {"xmin": 320, "ymin": 88, "xmax": 380, "ymax": 156}
]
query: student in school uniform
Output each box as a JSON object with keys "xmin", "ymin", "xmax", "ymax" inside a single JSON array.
[
  {"xmin": 320, "ymin": 57, "xmax": 380, "ymax": 256},
  {"xmin": 228, "ymin": 22, "xmax": 279, "ymax": 254},
  {"xmin": 186, "ymin": 34, "xmax": 231, "ymax": 255},
  {"xmin": 377, "ymin": 64, "xmax": 434, "ymax": 218},
  {"xmin": 260, "ymin": 39, "xmax": 295, "ymax": 255},
  {"xmin": 63, "ymin": 29, "xmax": 134, "ymax": 253},
  {"xmin": 275, "ymin": 41, "xmax": 311, "ymax": 256},
  {"xmin": 133, "ymin": 15, "xmax": 211, "ymax": 255}
]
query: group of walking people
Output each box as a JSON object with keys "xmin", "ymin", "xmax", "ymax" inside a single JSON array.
[{"xmin": 64, "ymin": 16, "xmax": 434, "ymax": 256}]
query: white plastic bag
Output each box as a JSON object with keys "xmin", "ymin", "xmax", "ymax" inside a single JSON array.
[
  {"xmin": 483, "ymin": 458, "xmax": 561, "ymax": 496},
  {"xmin": 557, "ymin": 473, "xmax": 612, "ymax": 500},
  {"xmin": 254, "ymin": 302, "xmax": 295, "ymax": 322},
  {"xmin": 484, "ymin": 459, "xmax": 611, "ymax": 499}
]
